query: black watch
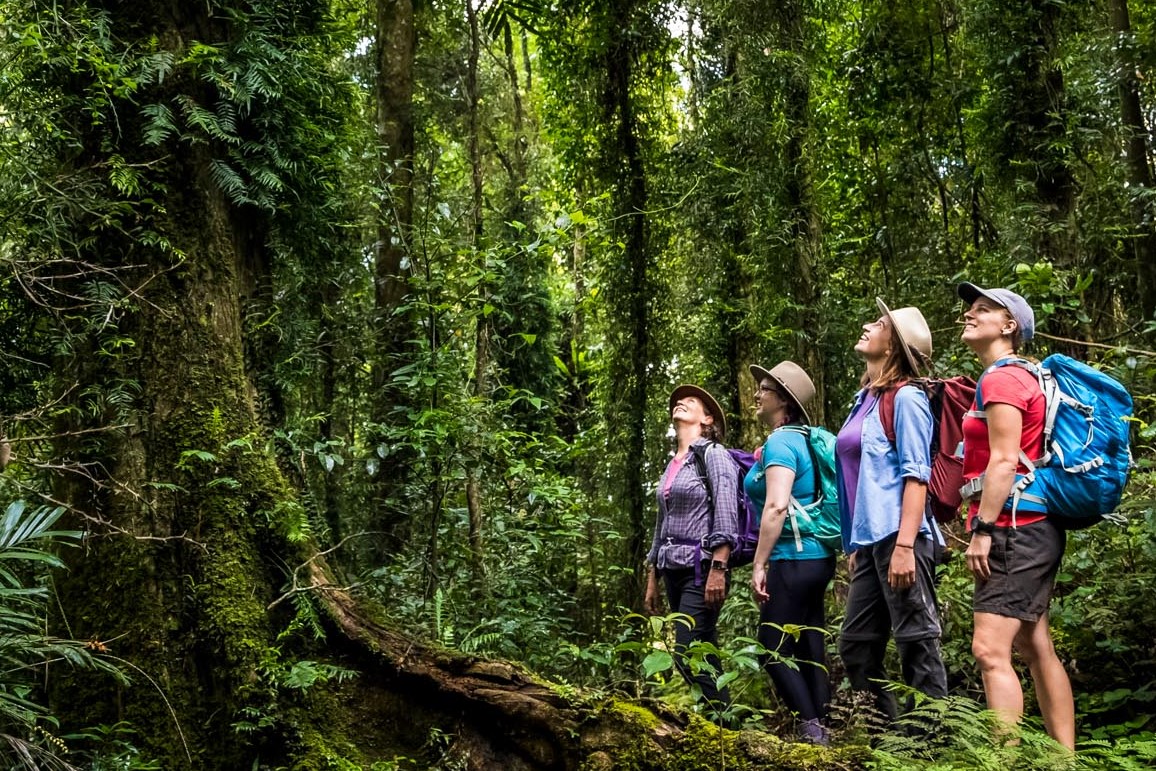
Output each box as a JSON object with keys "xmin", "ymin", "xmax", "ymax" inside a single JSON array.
[
  {"xmin": 710, "ymin": 559, "xmax": 729, "ymax": 573},
  {"xmin": 970, "ymin": 517, "xmax": 996, "ymax": 536}
]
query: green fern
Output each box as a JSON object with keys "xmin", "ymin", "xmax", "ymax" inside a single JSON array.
[
  {"xmin": 0, "ymin": 501, "xmax": 125, "ymax": 768},
  {"xmin": 868, "ymin": 690, "xmax": 1129, "ymax": 769}
]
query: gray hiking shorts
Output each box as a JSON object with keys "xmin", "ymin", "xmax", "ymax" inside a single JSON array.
[{"xmin": 973, "ymin": 518, "xmax": 1066, "ymax": 623}]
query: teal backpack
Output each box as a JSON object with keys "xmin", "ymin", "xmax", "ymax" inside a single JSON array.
[{"xmin": 773, "ymin": 425, "xmax": 841, "ymax": 551}]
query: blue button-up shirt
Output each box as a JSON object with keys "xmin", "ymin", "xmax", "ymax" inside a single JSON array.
[
  {"xmin": 836, "ymin": 386, "xmax": 943, "ymax": 552},
  {"xmin": 648, "ymin": 438, "xmax": 741, "ymax": 570}
]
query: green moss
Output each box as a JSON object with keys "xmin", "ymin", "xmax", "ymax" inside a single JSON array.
[
  {"xmin": 579, "ymin": 701, "xmax": 869, "ymax": 771},
  {"xmin": 604, "ymin": 699, "xmax": 664, "ymax": 731}
]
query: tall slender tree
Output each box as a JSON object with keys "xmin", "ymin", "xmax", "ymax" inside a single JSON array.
[
  {"xmin": 373, "ymin": 0, "xmax": 418, "ymax": 546},
  {"xmin": 1108, "ymin": 0, "xmax": 1156, "ymax": 318}
]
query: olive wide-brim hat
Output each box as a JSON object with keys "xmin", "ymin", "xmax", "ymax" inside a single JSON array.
[
  {"xmin": 748, "ymin": 360, "xmax": 815, "ymax": 425},
  {"xmin": 876, "ymin": 297, "xmax": 933, "ymax": 375},
  {"xmin": 668, "ymin": 384, "xmax": 727, "ymax": 440}
]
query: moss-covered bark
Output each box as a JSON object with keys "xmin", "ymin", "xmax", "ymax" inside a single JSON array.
[
  {"xmin": 39, "ymin": 3, "xmax": 319, "ymax": 763},
  {"xmin": 49, "ymin": 145, "xmax": 310, "ymax": 765},
  {"xmin": 314, "ymin": 567, "xmax": 869, "ymax": 770}
]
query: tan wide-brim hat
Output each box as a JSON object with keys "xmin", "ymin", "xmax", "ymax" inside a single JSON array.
[
  {"xmin": 748, "ymin": 361, "xmax": 815, "ymax": 425},
  {"xmin": 876, "ymin": 297, "xmax": 932, "ymax": 374},
  {"xmin": 669, "ymin": 384, "xmax": 727, "ymax": 440}
]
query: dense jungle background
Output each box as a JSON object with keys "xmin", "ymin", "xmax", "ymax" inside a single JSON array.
[{"xmin": 1, "ymin": 0, "xmax": 1155, "ymax": 768}]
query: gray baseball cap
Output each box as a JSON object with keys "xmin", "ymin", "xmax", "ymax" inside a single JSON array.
[{"xmin": 957, "ymin": 282, "xmax": 1035, "ymax": 343}]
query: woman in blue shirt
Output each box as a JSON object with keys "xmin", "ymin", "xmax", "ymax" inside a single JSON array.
[
  {"xmin": 835, "ymin": 298, "xmax": 947, "ymax": 723},
  {"xmin": 746, "ymin": 361, "xmax": 835, "ymax": 745}
]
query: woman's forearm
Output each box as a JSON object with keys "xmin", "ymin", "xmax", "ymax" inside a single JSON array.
[
  {"xmin": 753, "ymin": 503, "xmax": 787, "ymax": 566},
  {"xmin": 896, "ymin": 478, "xmax": 928, "ymax": 546},
  {"xmin": 976, "ymin": 459, "xmax": 1018, "ymax": 521}
]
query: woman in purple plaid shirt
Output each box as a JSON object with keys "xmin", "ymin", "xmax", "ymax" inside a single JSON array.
[{"xmin": 645, "ymin": 384, "xmax": 741, "ymax": 721}]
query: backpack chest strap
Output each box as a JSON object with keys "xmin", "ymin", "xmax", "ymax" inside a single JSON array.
[{"xmin": 958, "ymin": 449, "xmax": 1045, "ymax": 526}]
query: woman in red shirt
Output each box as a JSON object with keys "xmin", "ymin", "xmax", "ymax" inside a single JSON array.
[{"xmin": 958, "ymin": 282, "xmax": 1074, "ymax": 749}]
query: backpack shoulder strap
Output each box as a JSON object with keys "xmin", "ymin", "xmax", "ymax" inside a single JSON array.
[
  {"xmin": 688, "ymin": 441, "xmax": 717, "ymax": 528},
  {"xmin": 775, "ymin": 424, "xmax": 823, "ymax": 510},
  {"xmin": 975, "ymin": 357, "xmax": 1039, "ymax": 411},
  {"xmin": 877, "ymin": 380, "xmax": 912, "ymax": 444}
]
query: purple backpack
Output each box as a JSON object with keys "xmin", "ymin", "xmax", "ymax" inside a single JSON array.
[{"xmin": 689, "ymin": 444, "xmax": 759, "ymax": 567}]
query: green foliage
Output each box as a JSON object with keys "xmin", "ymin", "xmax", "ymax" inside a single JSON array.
[
  {"xmin": 0, "ymin": 501, "xmax": 126, "ymax": 768},
  {"xmin": 65, "ymin": 722, "xmax": 163, "ymax": 771},
  {"xmin": 870, "ymin": 695, "xmax": 1074, "ymax": 769},
  {"xmin": 3, "ymin": 0, "xmax": 1156, "ymax": 763}
]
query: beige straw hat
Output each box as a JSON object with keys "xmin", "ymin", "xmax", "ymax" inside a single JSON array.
[{"xmin": 876, "ymin": 297, "xmax": 932, "ymax": 374}]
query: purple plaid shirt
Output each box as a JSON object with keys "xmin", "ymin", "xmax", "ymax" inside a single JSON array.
[{"xmin": 648, "ymin": 438, "xmax": 741, "ymax": 570}]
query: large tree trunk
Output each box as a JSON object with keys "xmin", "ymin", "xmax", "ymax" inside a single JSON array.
[
  {"xmin": 465, "ymin": 0, "xmax": 487, "ymax": 575},
  {"xmin": 773, "ymin": 0, "xmax": 828, "ymax": 425},
  {"xmin": 52, "ymin": 156, "xmax": 308, "ymax": 769}
]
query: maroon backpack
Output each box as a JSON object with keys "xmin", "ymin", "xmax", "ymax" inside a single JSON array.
[{"xmin": 878, "ymin": 377, "xmax": 977, "ymax": 523}]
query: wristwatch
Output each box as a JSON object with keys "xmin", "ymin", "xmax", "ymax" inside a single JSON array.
[
  {"xmin": 970, "ymin": 516, "xmax": 996, "ymax": 536},
  {"xmin": 710, "ymin": 559, "xmax": 729, "ymax": 573}
]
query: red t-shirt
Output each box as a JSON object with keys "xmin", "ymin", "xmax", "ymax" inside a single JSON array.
[{"xmin": 962, "ymin": 365, "xmax": 1047, "ymax": 528}]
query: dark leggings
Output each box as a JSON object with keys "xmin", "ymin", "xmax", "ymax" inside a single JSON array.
[
  {"xmin": 758, "ymin": 556, "xmax": 836, "ymax": 722},
  {"xmin": 662, "ymin": 567, "xmax": 731, "ymax": 714}
]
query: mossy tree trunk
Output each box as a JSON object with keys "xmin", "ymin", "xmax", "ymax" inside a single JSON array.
[
  {"xmin": 51, "ymin": 145, "xmax": 307, "ymax": 766},
  {"xmin": 38, "ymin": 2, "xmax": 342, "ymax": 767},
  {"xmin": 1108, "ymin": 0, "xmax": 1156, "ymax": 320}
]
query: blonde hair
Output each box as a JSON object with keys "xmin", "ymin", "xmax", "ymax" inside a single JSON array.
[{"xmin": 1001, "ymin": 308, "xmax": 1025, "ymax": 352}]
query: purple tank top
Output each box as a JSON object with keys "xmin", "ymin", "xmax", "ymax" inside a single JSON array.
[{"xmin": 836, "ymin": 390, "xmax": 878, "ymax": 522}]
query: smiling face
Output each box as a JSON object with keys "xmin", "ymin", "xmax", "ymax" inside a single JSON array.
[
  {"xmin": 854, "ymin": 315, "xmax": 892, "ymax": 360},
  {"xmin": 671, "ymin": 395, "xmax": 713, "ymax": 431},
  {"xmin": 961, "ymin": 297, "xmax": 1015, "ymax": 349},
  {"xmin": 753, "ymin": 378, "xmax": 788, "ymax": 425}
]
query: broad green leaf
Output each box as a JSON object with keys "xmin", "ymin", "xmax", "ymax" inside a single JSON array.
[{"xmin": 642, "ymin": 650, "xmax": 673, "ymax": 679}]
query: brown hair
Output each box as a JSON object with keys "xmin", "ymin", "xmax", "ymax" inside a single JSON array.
[
  {"xmin": 701, "ymin": 421, "xmax": 723, "ymax": 443},
  {"xmin": 864, "ymin": 327, "xmax": 922, "ymax": 392},
  {"xmin": 783, "ymin": 399, "xmax": 806, "ymax": 426}
]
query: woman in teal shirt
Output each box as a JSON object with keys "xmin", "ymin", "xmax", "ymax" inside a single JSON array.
[{"xmin": 746, "ymin": 361, "xmax": 835, "ymax": 745}]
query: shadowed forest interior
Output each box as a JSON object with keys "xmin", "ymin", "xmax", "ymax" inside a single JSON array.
[{"xmin": 1, "ymin": 0, "xmax": 1155, "ymax": 768}]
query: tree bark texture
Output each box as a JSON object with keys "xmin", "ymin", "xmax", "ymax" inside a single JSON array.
[
  {"xmin": 772, "ymin": 0, "xmax": 828, "ymax": 425},
  {"xmin": 465, "ymin": 0, "xmax": 487, "ymax": 575},
  {"xmin": 1107, "ymin": 0, "xmax": 1156, "ymax": 319},
  {"xmin": 53, "ymin": 144, "xmax": 307, "ymax": 767},
  {"xmin": 372, "ymin": 0, "xmax": 419, "ymax": 547},
  {"xmin": 603, "ymin": 0, "xmax": 653, "ymax": 610},
  {"xmin": 374, "ymin": 0, "xmax": 417, "ymax": 323}
]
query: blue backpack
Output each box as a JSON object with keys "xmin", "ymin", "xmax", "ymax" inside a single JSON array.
[
  {"xmin": 967, "ymin": 354, "xmax": 1133, "ymax": 529},
  {"xmin": 689, "ymin": 444, "xmax": 760, "ymax": 566},
  {"xmin": 774, "ymin": 425, "xmax": 842, "ymax": 551}
]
